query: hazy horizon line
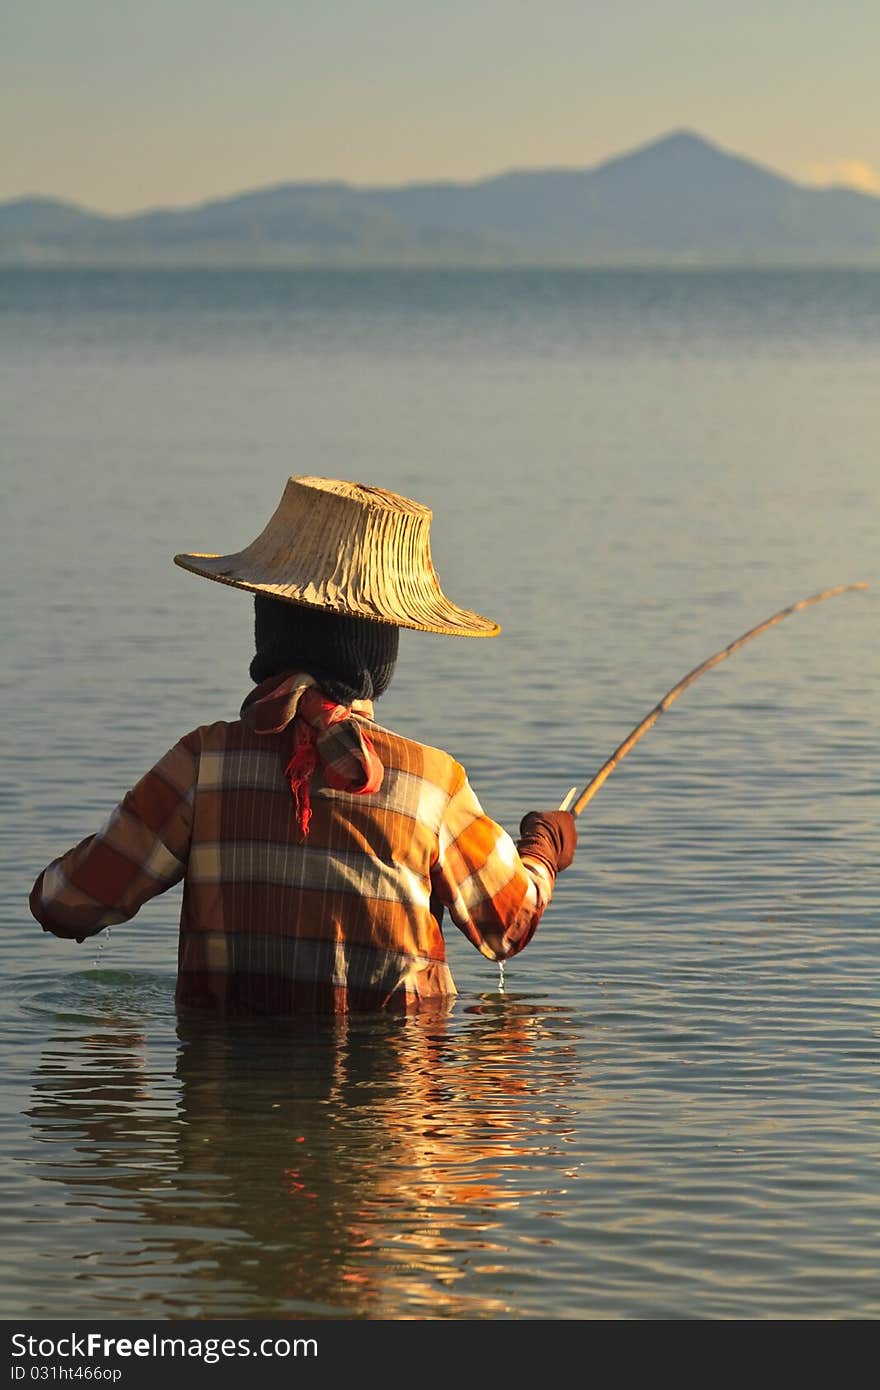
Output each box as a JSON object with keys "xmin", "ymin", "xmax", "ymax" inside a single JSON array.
[{"xmin": 6, "ymin": 129, "xmax": 880, "ymax": 218}]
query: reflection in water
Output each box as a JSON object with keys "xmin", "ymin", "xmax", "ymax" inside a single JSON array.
[{"xmin": 26, "ymin": 993, "xmax": 582, "ymax": 1318}]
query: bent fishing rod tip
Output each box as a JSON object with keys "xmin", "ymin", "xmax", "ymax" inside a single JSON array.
[{"xmin": 563, "ymin": 581, "xmax": 869, "ymax": 820}]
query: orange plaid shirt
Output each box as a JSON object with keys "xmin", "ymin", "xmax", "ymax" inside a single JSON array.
[{"xmin": 30, "ymin": 676, "xmax": 554, "ymax": 1013}]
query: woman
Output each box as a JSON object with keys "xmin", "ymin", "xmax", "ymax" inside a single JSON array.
[{"xmin": 30, "ymin": 477, "xmax": 576, "ymax": 1013}]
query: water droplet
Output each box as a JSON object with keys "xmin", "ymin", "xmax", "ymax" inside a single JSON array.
[
  {"xmin": 498, "ymin": 960, "xmax": 505, "ymax": 993},
  {"xmin": 93, "ymin": 925, "xmax": 111, "ymax": 968}
]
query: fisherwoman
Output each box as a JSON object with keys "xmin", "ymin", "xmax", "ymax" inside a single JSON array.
[{"xmin": 29, "ymin": 477, "xmax": 576, "ymax": 1014}]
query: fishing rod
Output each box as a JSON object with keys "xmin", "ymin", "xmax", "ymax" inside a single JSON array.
[{"xmin": 558, "ymin": 582, "xmax": 868, "ymax": 817}]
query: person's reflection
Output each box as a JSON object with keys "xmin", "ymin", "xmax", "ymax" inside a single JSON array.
[{"xmin": 27, "ymin": 995, "xmax": 580, "ymax": 1317}]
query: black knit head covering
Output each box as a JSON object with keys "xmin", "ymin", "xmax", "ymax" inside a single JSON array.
[{"xmin": 249, "ymin": 594, "xmax": 399, "ymax": 704}]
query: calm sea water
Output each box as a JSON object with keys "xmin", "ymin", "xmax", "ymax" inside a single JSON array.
[{"xmin": 2, "ymin": 268, "xmax": 878, "ymax": 1319}]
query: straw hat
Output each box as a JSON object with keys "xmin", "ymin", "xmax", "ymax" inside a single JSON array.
[{"xmin": 174, "ymin": 476, "xmax": 500, "ymax": 638}]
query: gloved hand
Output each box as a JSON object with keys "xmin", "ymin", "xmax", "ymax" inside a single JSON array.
[{"xmin": 516, "ymin": 810, "xmax": 577, "ymax": 877}]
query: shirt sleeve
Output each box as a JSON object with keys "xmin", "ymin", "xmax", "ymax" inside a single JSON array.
[
  {"xmin": 30, "ymin": 737, "xmax": 198, "ymax": 941},
  {"xmin": 430, "ymin": 767, "xmax": 555, "ymax": 962}
]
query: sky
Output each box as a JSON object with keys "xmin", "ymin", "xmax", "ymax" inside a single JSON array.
[{"xmin": 3, "ymin": 0, "xmax": 880, "ymax": 212}]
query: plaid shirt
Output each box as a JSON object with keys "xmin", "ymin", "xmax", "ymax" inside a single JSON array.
[{"xmin": 30, "ymin": 675, "xmax": 554, "ymax": 1014}]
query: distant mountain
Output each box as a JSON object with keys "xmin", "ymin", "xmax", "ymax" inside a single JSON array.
[{"xmin": 3, "ymin": 132, "xmax": 880, "ymax": 266}]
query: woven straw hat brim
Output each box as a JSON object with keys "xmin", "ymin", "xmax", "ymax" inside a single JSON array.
[
  {"xmin": 173, "ymin": 476, "xmax": 499, "ymax": 637},
  {"xmin": 173, "ymin": 551, "xmax": 500, "ymax": 637}
]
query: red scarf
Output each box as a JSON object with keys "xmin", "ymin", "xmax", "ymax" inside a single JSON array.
[{"xmin": 241, "ymin": 674, "xmax": 383, "ymax": 837}]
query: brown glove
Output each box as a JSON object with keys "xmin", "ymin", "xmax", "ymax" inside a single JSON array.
[{"xmin": 516, "ymin": 810, "xmax": 577, "ymax": 877}]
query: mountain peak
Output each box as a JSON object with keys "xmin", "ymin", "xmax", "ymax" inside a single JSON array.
[
  {"xmin": 602, "ymin": 129, "xmax": 739, "ymax": 172},
  {"xmin": 640, "ymin": 129, "xmax": 721, "ymax": 155},
  {"xmin": 590, "ymin": 128, "xmax": 797, "ymax": 203}
]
